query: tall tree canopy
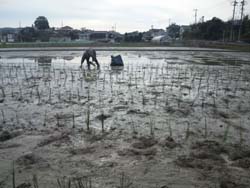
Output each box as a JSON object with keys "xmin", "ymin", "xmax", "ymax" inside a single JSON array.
[
  {"xmin": 18, "ymin": 27, "xmax": 36, "ymax": 42},
  {"xmin": 167, "ymin": 24, "xmax": 180, "ymax": 39},
  {"xmin": 183, "ymin": 16, "xmax": 250, "ymax": 42},
  {"xmin": 34, "ymin": 16, "xmax": 50, "ymax": 30}
]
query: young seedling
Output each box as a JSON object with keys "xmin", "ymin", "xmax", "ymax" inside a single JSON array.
[
  {"xmin": 71, "ymin": 70, "xmax": 74, "ymax": 83},
  {"xmin": 168, "ymin": 119, "xmax": 172, "ymax": 138},
  {"xmin": 29, "ymin": 88, "xmax": 33, "ymax": 98},
  {"xmin": 57, "ymin": 177, "xmax": 71, "ymax": 188},
  {"xmin": 15, "ymin": 110, "xmax": 19, "ymax": 126},
  {"xmin": 223, "ymin": 125, "xmax": 230, "ymax": 143},
  {"xmin": 0, "ymin": 86, "xmax": 5, "ymax": 99},
  {"xmin": 101, "ymin": 110, "xmax": 105, "ymax": 133},
  {"xmin": 1, "ymin": 109, "xmax": 5, "ymax": 124},
  {"xmin": 56, "ymin": 113, "xmax": 60, "ymax": 127},
  {"xmin": 86, "ymin": 105, "xmax": 90, "ymax": 132},
  {"xmin": 43, "ymin": 110, "xmax": 47, "ymax": 127},
  {"xmin": 58, "ymin": 89, "xmax": 61, "ymax": 101},
  {"xmin": 135, "ymin": 74, "xmax": 138, "ymax": 89},
  {"xmin": 130, "ymin": 91, "xmax": 134, "ymax": 104},
  {"xmin": 77, "ymin": 88, "xmax": 80, "ymax": 101},
  {"xmin": 103, "ymin": 73, "xmax": 106, "ymax": 91},
  {"xmin": 204, "ymin": 116, "xmax": 208, "ymax": 139},
  {"xmin": 86, "ymin": 88, "xmax": 91, "ymax": 132},
  {"xmin": 12, "ymin": 161, "xmax": 15, "ymax": 188},
  {"xmin": 36, "ymin": 86, "xmax": 41, "ymax": 104},
  {"xmin": 74, "ymin": 177, "xmax": 92, "ymax": 188},
  {"xmin": 239, "ymin": 119, "xmax": 244, "ymax": 146},
  {"xmin": 49, "ymin": 88, "xmax": 52, "ymax": 103},
  {"xmin": 185, "ymin": 121, "xmax": 190, "ymax": 140},
  {"xmin": 149, "ymin": 116, "xmax": 155, "ymax": 137},
  {"xmin": 72, "ymin": 112, "xmax": 75, "ymax": 129},
  {"xmin": 119, "ymin": 172, "xmax": 133, "ymax": 188},
  {"xmin": 131, "ymin": 117, "xmax": 137, "ymax": 136},
  {"xmin": 142, "ymin": 92, "xmax": 146, "ymax": 106},
  {"xmin": 32, "ymin": 174, "xmax": 39, "ymax": 188},
  {"xmin": 19, "ymin": 86, "xmax": 23, "ymax": 100},
  {"xmin": 11, "ymin": 86, "xmax": 14, "ymax": 98},
  {"xmin": 69, "ymin": 90, "xmax": 72, "ymax": 102}
]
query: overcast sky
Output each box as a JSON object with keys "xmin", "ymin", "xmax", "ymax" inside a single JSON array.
[{"xmin": 0, "ymin": 0, "xmax": 249, "ymax": 33}]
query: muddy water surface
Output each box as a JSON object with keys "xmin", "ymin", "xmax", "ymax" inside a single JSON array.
[{"xmin": 0, "ymin": 50, "xmax": 250, "ymax": 188}]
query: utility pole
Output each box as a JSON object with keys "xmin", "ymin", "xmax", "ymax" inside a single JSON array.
[
  {"xmin": 230, "ymin": 0, "xmax": 238, "ymax": 41},
  {"xmin": 238, "ymin": 0, "xmax": 246, "ymax": 41},
  {"xmin": 194, "ymin": 9, "xmax": 198, "ymax": 24}
]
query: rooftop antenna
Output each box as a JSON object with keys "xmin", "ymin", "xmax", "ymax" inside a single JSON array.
[{"xmin": 193, "ymin": 9, "xmax": 198, "ymax": 24}]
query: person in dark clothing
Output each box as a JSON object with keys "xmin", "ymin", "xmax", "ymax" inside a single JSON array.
[{"xmin": 80, "ymin": 48, "xmax": 100, "ymax": 69}]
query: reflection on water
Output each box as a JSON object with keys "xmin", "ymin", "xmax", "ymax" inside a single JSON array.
[
  {"xmin": 110, "ymin": 66, "xmax": 124, "ymax": 75},
  {"xmin": 36, "ymin": 57, "xmax": 52, "ymax": 68},
  {"xmin": 0, "ymin": 51, "xmax": 249, "ymax": 72},
  {"xmin": 63, "ymin": 56, "xmax": 74, "ymax": 61},
  {"xmin": 82, "ymin": 69, "xmax": 100, "ymax": 82},
  {"xmin": 0, "ymin": 51, "xmax": 250, "ymax": 144}
]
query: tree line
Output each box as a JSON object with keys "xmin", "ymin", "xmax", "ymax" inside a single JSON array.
[
  {"xmin": 18, "ymin": 16, "xmax": 79, "ymax": 42},
  {"xmin": 7, "ymin": 15, "xmax": 250, "ymax": 43},
  {"xmin": 183, "ymin": 16, "xmax": 250, "ymax": 42}
]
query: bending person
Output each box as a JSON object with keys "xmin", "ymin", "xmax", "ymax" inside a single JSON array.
[{"xmin": 80, "ymin": 48, "xmax": 100, "ymax": 69}]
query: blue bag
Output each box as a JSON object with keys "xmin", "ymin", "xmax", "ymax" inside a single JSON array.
[{"xmin": 111, "ymin": 55, "xmax": 124, "ymax": 66}]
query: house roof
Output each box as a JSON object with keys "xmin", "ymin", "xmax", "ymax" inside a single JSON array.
[{"xmin": 60, "ymin": 26, "xmax": 73, "ymax": 30}]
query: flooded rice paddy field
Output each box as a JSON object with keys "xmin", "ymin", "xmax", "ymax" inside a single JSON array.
[{"xmin": 0, "ymin": 50, "xmax": 250, "ymax": 188}]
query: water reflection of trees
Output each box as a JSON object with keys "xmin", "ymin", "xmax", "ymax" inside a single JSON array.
[
  {"xmin": 62, "ymin": 56, "xmax": 74, "ymax": 61},
  {"xmin": 36, "ymin": 57, "xmax": 52, "ymax": 69}
]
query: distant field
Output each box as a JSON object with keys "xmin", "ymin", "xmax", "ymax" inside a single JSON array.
[
  {"xmin": 0, "ymin": 41, "xmax": 164, "ymax": 48},
  {"xmin": 0, "ymin": 41, "xmax": 250, "ymax": 52}
]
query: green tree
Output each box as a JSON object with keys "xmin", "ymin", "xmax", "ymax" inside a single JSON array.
[
  {"xmin": 183, "ymin": 17, "xmax": 226, "ymax": 41},
  {"xmin": 18, "ymin": 27, "xmax": 36, "ymax": 42},
  {"xmin": 241, "ymin": 15, "xmax": 250, "ymax": 42},
  {"xmin": 34, "ymin": 16, "xmax": 50, "ymax": 30},
  {"xmin": 204, "ymin": 17, "xmax": 225, "ymax": 40},
  {"xmin": 124, "ymin": 32, "xmax": 142, "ymax": 42},
  {"xmin": 167, "ymin": 24, "xmax": 180, "ymax": 39}
]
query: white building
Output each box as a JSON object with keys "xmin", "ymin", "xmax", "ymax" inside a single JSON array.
[{"xmin": 179, "ymin": 25, "xmax": 191, "ymax": 40}]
